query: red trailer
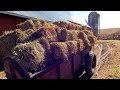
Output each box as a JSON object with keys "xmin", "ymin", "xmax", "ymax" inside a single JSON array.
[{"xmin": 4, "ymin": 47, "xmax": 96, "ymax": 79}]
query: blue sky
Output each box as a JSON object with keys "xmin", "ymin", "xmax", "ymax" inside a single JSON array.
[{"xmin": 70, "ymin": 11, "xmax": 120, "ymax": 29}]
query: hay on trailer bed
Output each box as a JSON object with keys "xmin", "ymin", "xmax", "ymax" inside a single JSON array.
[
  {"xmin": 88, "ymin": 35, "xmax": 97, "ymax": 46},
  {"xmin": 0, "ymin": 29, "xmax": 28, "ymax": 63},
  {"xmin": 24, "ymin": 29, "xmax": 35, "ymax": 36},
  {"xmin": 50, "ymin": 42, "xmax": 68, "ymax": 61},
  {"xmin": 83, "ymin": 30, "xmax": 94, "ymax": 36},
  {"xmin": 53, "ymin": 21, "xmax": 70, "ymax": 29},
  {"xmin": 65, "ymin": 41, "xmax": 78, "ymax": 55},
  {"xmin": 17, "ymin": 19, "xmax": 36, "ymax": 31},
  {"xmin": 11, "ymin": 41, "xmax": 48, "ymax": 73},
  {"xmin": 32, "ymin": 18, "xmax": 46, "ymax": 30},
  {"xmin": 57, "ymin": 29, "xmax": 82, "ymax": 41},
  {"xmin": 27, "ymin": 27, "xmax": 58, "ymax": 42},
  {"xmin": 75, "ymin": 39, "xmax": 84, "ymax": 51},
  {"xmin": 79, "ymin": 31, "xmax": 91, "ymax": 47},
  {"xmin": 58, "ymin": 29, "xmax": 74, "ymax": 41},
  {"xmin": 35, "ymin": 37, "xmax": 51, "ymax": 58}
]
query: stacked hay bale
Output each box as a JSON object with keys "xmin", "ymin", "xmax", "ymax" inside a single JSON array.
[
  {"xmin": 27, "ymin": 27, "xmax": 58, "ymax": 42},
  {"xmin": 53, "ymin": 21, "xmax": 83, "ymax": 30},
  {"xmin": 16, "ymin": 18, "xmax": 46, "ymax": 31},
  {"xmin": 50, "ymin": 40, "xmax": 84, "ymax": 61},
  {"xmin": 11, "ymin": 41, "xmax": 51, "ymax": 74},
  {"xmin": 50, "ymin": 42, "xmax": 68, "ymax": 61},
  {"xmin": 0, "ymin": 17, "xmax": 97, "ymax": 74},
  {"xmin": 0, "ymin": 29, "xmax": 29, "ymax": 62},
  {"xmin": 79, "ymin": 31, "xmax": 91, "ymax": 47},
  {"xmin": 57, "ymin": 29, "xmax": 80, "ymax": 41}
]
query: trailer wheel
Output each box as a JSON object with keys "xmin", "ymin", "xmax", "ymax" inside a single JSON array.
[{"xmin": 85, "ymin": 52, "xmax": 96, "ymax": 76}]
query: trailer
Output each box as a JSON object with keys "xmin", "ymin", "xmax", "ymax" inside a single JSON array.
[{"xmin": 4, "ymin": 47, "xmax": 96, "ymax": 79}]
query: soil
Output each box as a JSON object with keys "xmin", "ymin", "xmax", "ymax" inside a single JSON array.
[{"xmin": 93, "ymin": 40, "xmax": 120, "ymax": 79}]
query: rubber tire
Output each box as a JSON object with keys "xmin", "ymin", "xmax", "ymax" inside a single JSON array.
[{"xmin": 84, "ymin": 52, "xmax": 96, "ymax": 76}]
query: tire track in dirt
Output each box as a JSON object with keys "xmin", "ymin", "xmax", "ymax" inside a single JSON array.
[{"xmin": 91, "ymin": 43, "xmax": 112, "ymax": 79}]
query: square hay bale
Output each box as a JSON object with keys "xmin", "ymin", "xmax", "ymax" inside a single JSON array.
[
  {"xmin": 14, "ymin": 29, "xmax": 29, "ymax": 43},
  {"xmin": 50, "ymin": 42, "xmax": 68, "ymax": 61},
  {"xmin": 71, "ymin": 30, "xmax": 80, "ymax": 40},
  {"xmin": 82, "ymin": 30, "xmax": 94, "ymax": 37},
  {"xmin": 58, "ymin": 29, "xmax": 73, "ymax": 41},
  {"xmin": 65, "ymin": 41, "xmax": 78, "ymax": 55},
  {"xmin": 57, "ymin": 29, "xmax": 81, "ymax": 41},
  {"xmin": 82, "ymin": 25, "xmax": 87, "ymax": 30},
  {"xmin": 88, "ymin": 35, "xmax": 97, "ymax": 46},
  {"xmin": 27, "ymin": 27, "xmax": 58, "ymax": 42},
  {"xmin": 75, "ymin": 39, "xmax": 84, "ymax": 51},
  {"xmin": 16, "ymin": 19, "xmax": 36, "ymax": 31},
  {"xmin": 0, "ymin": 29, "xmax": 28, "ymax": 62},
  {"xmin": 77, "ymin": 25, "xmax": 82, "ymax": 30},
  {"xmin": 53, "ymin": 21, "xmax": 70, "ymax": 29},
  {"xmin": 79, "ymin": 31, "xmax": 91, "ymax": 47},
  {"xmin": 36, "ymin": 37, "xmax": 51, "ymax": 58},
  {"xmin": 24, "ymin": 29, "xmax": 35, "ymax": 36},
  {"xmin": 11, "ymin": 41, "xmax": 47, "ymax": 73},
  {"xmin": 32, "ymin": 18, "xmax": 46, "ymax": 30}
]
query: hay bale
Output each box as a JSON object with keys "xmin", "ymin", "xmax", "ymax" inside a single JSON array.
[
  {"xmin": 53, "ymin": 21, "xmax": 70, "ymax": 29},
  {"xmin": 65, "ymin": 41, "xmax": 78, "ymax": 55},
  {"xmin": 79, "ymin": 31, "xmax": 91, "ymax": 47},
  {"xmin": 88, "ymin": 35, "xmax": 97, "ymax": 46},
  {"xmin": 11, "ymin": 41, "xmax": 47, "ymax": 73},
  {"xmin": 0, "ymin": 29, "xmax": 28, "ymax": 62},
  {"xmin": 24, "ymin": 29, "xmax": 35, "ymax": 36},
  {"xmin": 71, "ymin": 30, "xmax": 80, "ymax": 40},
  {"xmin": 50, "ymin": 42, "xmax": 68, "ymax": 61},
  {"xmin": 82, "ymin": 25, "xmax": 87, "ymax": 30},
  {"xmin": 27, "ymin": 27, "xmax": 58, "ymax": 42},
  {"xmin": 75, "ymin": 39, "xmax": 84, "ymax": 51},
  {"xmin": 32, "ymin": 18, "xmax": 46, "ymax": 30},
  {"xmin": 17, "ymin": 19, "xmax": 36, "ymax": 31},
  {"xmin": 57, "ymin": 29, "xmax": 82, "ymax": 41},
  {"xmin": 14, "ymin": 29, "xmax": 29, "ymax": 43},
  {"xmin": 36, "ymin": 37, "xmax": 51, "ymax": 57},
  {"xmin": 58, "ymin": 29, "xmax": 73, "ymax": 41}
]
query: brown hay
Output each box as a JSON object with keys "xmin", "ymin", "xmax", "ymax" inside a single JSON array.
[
  {"xmin": 88, "ymin": 35, "xmax": 97, "ymax": 46},
  {"xmin": 32, "ymin": 18, "xmax": 46, "ymax": 30},
  {"xmin": 36, "ymin": 37, "xmax": 51, "ymax": 57},
  {"xmin": 58, "ymin": 29, "xmax": 73, "ymax": 41},
  {"xmin": 50, "ymin": 42, "xmax": 68, "ymax": 61},
  {"xmin": 82, "ymin": 25, "xmax": 87, "ymax": 30},
  {"xmin": 24, "ymin": 29, "xmax": 35, "ymax": 36},
  {"xmin": 65, "ymin": 41, "xmax": 78, "ymax": 55},
  {"xmin": 0, "ymin": 29, "xmax": 28, "ymax": 62},
  {"xmin": 11, "ymin": 41, "xmax": 46, "ymax": 73},
  {"xmin": 16, "ymin": 19, "xmax": 36, "ymax": 31},
  {"xmin": 27, "ymin": 27, "xmax": 58, "ymax": 42},
  {"xmin": 53, "ymin": 21, "xmax": 70, "ymax": 29},
  {"xmin": 75, "ymin": 39, "xmax": 84, "ymax": 51},
  {"xmin": 79, "ymin": 31, "xmax": 91, "ymax": 47}
]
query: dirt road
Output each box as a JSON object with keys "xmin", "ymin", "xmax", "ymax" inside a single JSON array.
[{"xmin": 92, "ymin": 40, "xmax": 120, "ymax": 79}]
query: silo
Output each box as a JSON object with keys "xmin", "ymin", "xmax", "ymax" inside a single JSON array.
[{"xmin": 88, "ymin": 11, "xmax": 100, "ymax": 38}]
